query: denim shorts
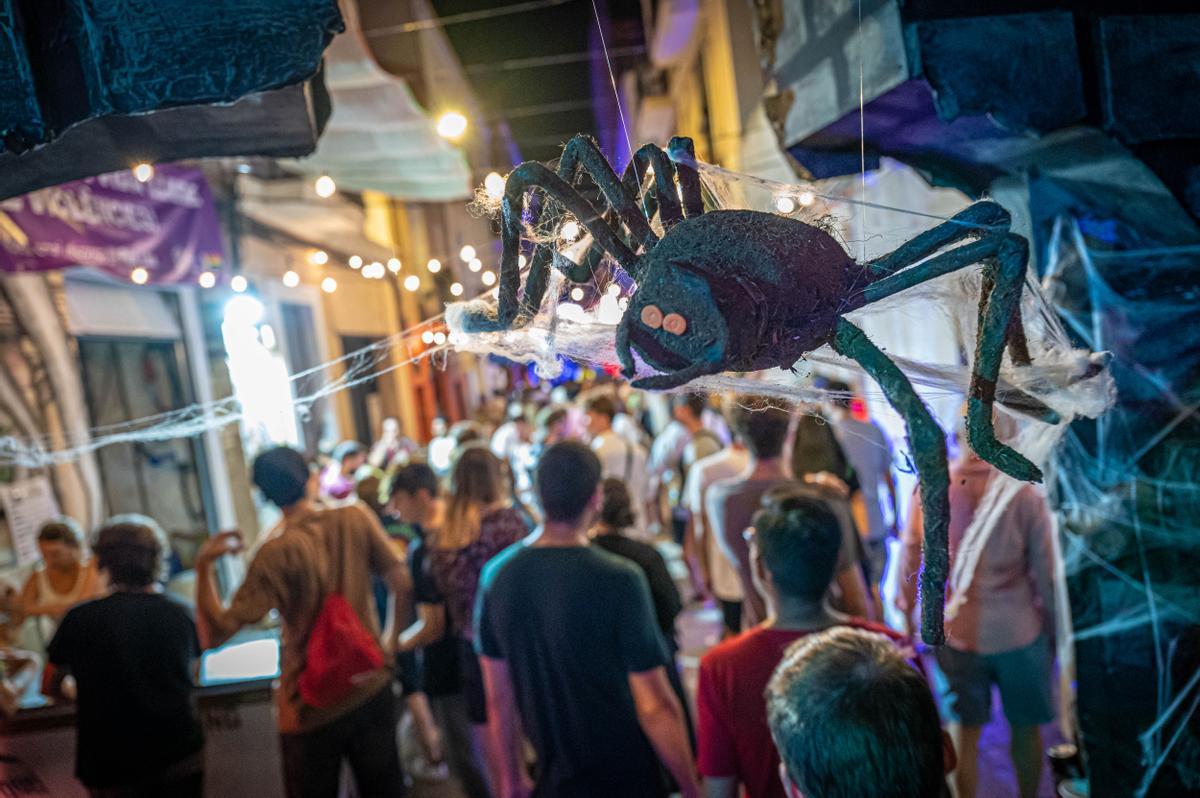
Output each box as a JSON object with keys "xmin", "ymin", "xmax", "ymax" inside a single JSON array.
[{"xmin": 933, "ymin": 635, "xmax": 1054, "ymax": 727}]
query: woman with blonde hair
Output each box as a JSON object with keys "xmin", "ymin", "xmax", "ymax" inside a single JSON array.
[{"xmin": 426, "ymin": 443, "xmax": 529, "ymax": 783}]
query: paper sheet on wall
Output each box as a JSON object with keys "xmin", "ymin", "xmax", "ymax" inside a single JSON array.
[{"xmin": 0, "ymin": 478, "xmax": 61, "ymax": 567}]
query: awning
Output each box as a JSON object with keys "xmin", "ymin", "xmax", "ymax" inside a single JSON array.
[{"xmin": 285, "ymin": 1, "xmax": 472, "ymax": 202}]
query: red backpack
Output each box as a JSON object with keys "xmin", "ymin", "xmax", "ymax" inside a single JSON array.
[{"xmin": 295, "ymin": 520, "xmax": 384, "ymax": 709}]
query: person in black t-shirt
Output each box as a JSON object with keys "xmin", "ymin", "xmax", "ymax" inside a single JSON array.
[
  {"xmin": 48, "ymin": 515, "xmax": 204, "ymax": 798},
  {"xmin": 590, "ymin": 478, "xmax": 681, "ymax": 651},
  {"xmin": 392, "ymin": 462, "xmax": 490, "ymax": 798},
  {"xmin": 475, "ymin": 442, "xmax": 700, "ymax": 798}
]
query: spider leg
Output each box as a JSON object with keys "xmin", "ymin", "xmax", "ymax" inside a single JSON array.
[
  {"xmin": 459, "ymin": 163, "xmax": 638, "ymax": 333},
  {"xmin": 832, "ymin": 318, "xmax": 950, "ymax": 646},
  {"xmin": 622, "ymin": 143, "xmax": 684, "ymax": 229},
  {"xmin": 668, "ymin": 137, "xmax": 704, "ymax": 218},
  {"xmin": 861, "ymin": 233, "xmax": 1044, "ymax": 482},
  {"xmin": 966, "ymin": 234, "xmax": 1045, "ymax": 480},
  {"xmin": 867, "ymin": 201, "xmax": 1010, "ymax": 276},
  {"xmin": 557, "ymin": 135, "xmax": 658, "ymax": 253}
]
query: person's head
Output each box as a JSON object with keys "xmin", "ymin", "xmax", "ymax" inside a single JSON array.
[
  {"xmin": 449, "ymin": 420, "xmax": 484, "ymax": 448},
  {"xmin": 536, "ymin": 441, "xmax": 602, "ymax": 526},
  {"xmin": 355, "ymin": 468, "xmax": 387, "ymax": 518},
  {"xmin": 535, "ymin": 405, "xmax": 571, "ymax": 444},
  {"xmin": 381, "ymin": 418, "xmax": 400, "ymax": 438},
  {"xmin": 749, "ymin": 489, "xmax": 843, "ymax": 604},
  {"xmin": 767, "ymin": 627, "xmax": 954, "ymax": 798},
  {"xmin": 443, "ymin": 444, "xmax": 506, "ymax": 543},
  {"xmin": 824, "ymin": 380, "xmax": 852, "ymax": 414},
  {"xmin": 92, "ymin": 515, "xmax": 169, "ymax": 589},
  {"xmin": 732, "ymin": 397, "xmax": 792, "ymax": 460},
  {"xmin": 583, "ymin": 393, "xmax": 617, "ymax": 436},
  {"xmin": 671, "ymin": 392, "xmax": 708, "ymax": 424},
  {"xmin": 253, "ymin": 446, "xmax": 316, "ymax": 509},
  {"xmin": 332, "ymin": 441, "xmax": 366, "ymax": 474},
  {"xmin": 387, "ymin": 461, "xmax": 440, "ymax": 524},
  {"xmin": 431, "ymin": 416, "xmax": 448, "ymax": 438},
  {"xmin": 597, "ymin": 478, "xmax": 636, "ymax": 532},
  {"xmin": 36, "ymin": 518, "xmax": 87, "ymax": 570}
]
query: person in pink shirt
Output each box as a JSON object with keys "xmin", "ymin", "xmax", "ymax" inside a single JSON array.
[{"xmin": 898, "ymin": 424, "xmax": 1057, "ymax": 798}]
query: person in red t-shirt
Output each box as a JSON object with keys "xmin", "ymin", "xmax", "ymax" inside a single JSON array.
[{"xmin": 697, "ymin": 485, "xmax": 901, "ymax": 798}]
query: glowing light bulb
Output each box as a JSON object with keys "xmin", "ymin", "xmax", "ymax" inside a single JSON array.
[
  {"xmin": 387, "ymin": 258, "xmax": 402, "ymax": 273},
  {"xmin": 404, "ymin": 274, "xmax": 421, "ymax": 292},
  {"xmin": 364, "ymin": 262, "xmax": 384, "ymax": 279},
  {"xmin": 198, "ymin": 271, "xmax": 216, "ymax": 289},
  {"xmin": 459, "ymin": 245, "xmax": 476, "ymax": 262},
  {"xmin": 433, "ymin": 331, "xmax": 447, "ymax": 346},
  {"xmin": 450, "ymin": 282, "xmax": 464, "ymax": 297},
  {"xmin": 607, "ymin": 283, "xmax": 621, "ymax": 297},
  {"xmin": 774, "ymin": 195, "xmax": 797, "ymax": 214},
  {"xmin": 309, "ymin": 249, "xmax": 328, "ymax": 266},
  {"xmin": 560, "ymin": 220, "xmax": 581, "ymax": 241},
  {"xmin": 230, "ymin": 274, "xmax": 248, "ymax": 293},
  {"xmin": 570, "ymin": 287, "xmax": 585, "ymax": 301},
  {"xmin": 436, "ymin": 111, "xmax": 468, "ymax": 140},
  {"xmin": 468, "ymin": 258, "xmax": 482, "ymax": 273},
  {"xmin": 349, "ymin": 255, "xmax": 363, "ymax": 269},
  {"xmin": 427, "ymin": 258, "xmax": 442, "ymax": 273},
  {"xmin": 321, "ymin": 276, "xmax": 337, "ymax": 293},
  {"xmin": 484, "ymin": 172, "xmax": 505, "ymax": 200},
  {"xmin": 481, "ymin": 270, "xmax": 497, "ymax": 286},
  {"xmin": 282, "ymin": 270, "xmax": 300, "ymax": 288},
  {"xmin": 421, "ymin": 330, "xmax": 435, "ymax": 345},
  {"xmin": 130, "ymin": 267, "xmax": 149, "ymax": 285},
  {"xmin": 518, "ymin": 254, "xmax": 527, "ymax": 269},
  {"xmin": 798, "ymin": 190, "xmax": 816, "ymax": 206},
  {"xmin": 132, "ymin": 163, "xmax": 154, "ymax": 183},
  {"xmin": 314, "ymin": 175, "xmax": 336, "ymax": 198}
]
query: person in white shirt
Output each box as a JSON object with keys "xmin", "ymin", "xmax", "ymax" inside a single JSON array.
[
  {"xmin": 490, "ymin": 402, "xmax": 531, "ymax": 465},
  {"xmin": 682, "ymin": 442, "xmax": 749, "ymax": 636},
  {"xmin": 583, "ymin": 393, "xmax": 649, "ymax": 537},
  {"xmin": 428, "ymin": 416, "xmax": 456, "ymax": 475}
]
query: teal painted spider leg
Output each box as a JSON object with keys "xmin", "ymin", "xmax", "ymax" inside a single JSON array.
[
  {"xmin": 557, "ymin": 135, "xmax": 658, "ymax": 254},
  {"xmin": 667, "ymin": 137, "xmax": 703, "ymax": 218},
  {"xmin": 460, "ymin": 163, "xmax": 636, "ymax": 333},
  {"xmin": 861, "ymin": 233, "xmax": 1043, "ymax": 482},
  {"xmin": 832, "ymin": 318, "xmax": 950, "ymax": 646}
]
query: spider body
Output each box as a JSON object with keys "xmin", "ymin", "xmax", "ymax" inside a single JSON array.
[
  {"xmin": 617, "ymin": 209, "xmax": 871, "ymax": 384},
  {"xmin": 456, "ymin": 134, "xmax": 1058, "ymax": 646}
]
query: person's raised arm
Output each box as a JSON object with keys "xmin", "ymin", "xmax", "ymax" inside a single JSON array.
[
  {"xmin": 629, "ymin": 667, "xmax": 701, "ymax": 798},
  {"xmin": 897, "ymin": 494, "xmax": 925, "ymax": 638},
  {"xmin": 195, "ymin": 531, "xmax": 250, "ymax": 649},
  {"xmin": 480, "ymin": 656, "xmax": 533, "ymax": 798}
]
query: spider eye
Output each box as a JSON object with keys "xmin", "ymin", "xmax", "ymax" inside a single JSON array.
[
  {"xmin": 663, "ymin": 313, "xmax": 687, "ymax": 336},
  {"xmin": 641, "ymin": 305, "xmax": 663, "ymax": 329}
]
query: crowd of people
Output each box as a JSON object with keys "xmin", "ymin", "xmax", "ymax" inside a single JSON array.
[{"xmin": 0, "ymin": 379, "xmax": 1060, "ymax": 798}]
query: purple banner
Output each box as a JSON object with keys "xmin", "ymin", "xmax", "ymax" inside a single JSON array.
[{"xmin": 0, "ymin": 164, "xmax": 224, "ymax": 283}]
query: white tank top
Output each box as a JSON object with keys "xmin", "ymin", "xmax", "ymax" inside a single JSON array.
[{"xmin": 34, "ymin": 564, "xmax": 89, "ymax": 642}]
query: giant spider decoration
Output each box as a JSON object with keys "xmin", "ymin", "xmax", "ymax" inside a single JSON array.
[{"xmin": 459, "ymin": 134, "xmax": 1055, "ymax": 645}]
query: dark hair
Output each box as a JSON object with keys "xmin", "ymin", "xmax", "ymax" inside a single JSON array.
[
  {"xmin": 92, "ymin": 514, "xmax": 168, "ymax": 588},
  {"xmin": 388, "ymin": 462, "xmax": 439, "ymax": 498},
  {"xmin": 535, "ymin": 404, "xmax": 568, "ymax": 432},
  {"xmin": 536, "ymin": 441, "xmax": 601, "ymax": 523},
  {"xmin": 825, "ymin": 379, "xmax": 853, "ymax": 409},
  {"xmin": 449, "ymin": 421, "xmax": 484, "ymax": 447},
  {"xmin": 767, "ymin": 627, "xmax": 946, "ymax": 798},
  {"xmin": 37, "ymin": 517, "xmax": 86, "ymax": 549},
  {"xmin": 599, "ymin": 478, "xmax": 636, "ymax": 530},
  {"xmin": 732, "ymin": 397, "xmax": 792, "ymax": 459},
  {"xmin": 332, "ymin": 440, "xmax": 365, "ymax": 464},
  {"xmin": 583, "ymin": 393, "xmax": 617, "ymax": 421},
  {"xmin": 673, "ymin": 392, "xmax": 707, "ymax": 420},
  {"xmin": 752, "ymin": 490, "xmax": 843, "ymax": 600},
  {"xmin": 252, "ymin": 446, "xmax": 311, "ymax": 508},
  {"xmin": 355, "ymin": 470, "xmax": 386, "ymax": 517}
]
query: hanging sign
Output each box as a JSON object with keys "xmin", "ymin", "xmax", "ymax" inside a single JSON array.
[{"xmin": 0, "ymin": 164, "xmax": 224, "ymax": 283}]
